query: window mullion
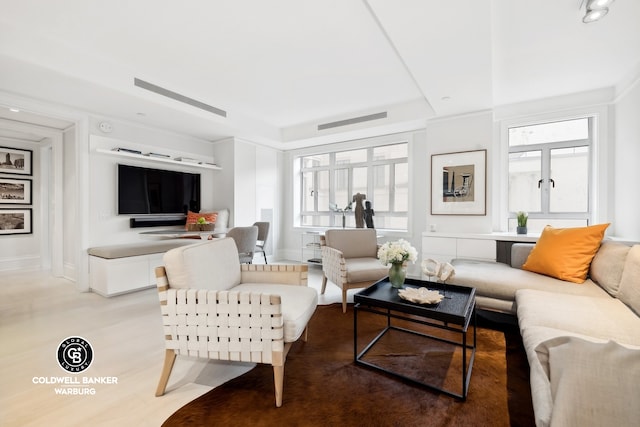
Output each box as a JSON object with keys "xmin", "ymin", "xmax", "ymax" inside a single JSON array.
[{"xmin": 541, "ymin": 147, "xmax": 551, "ymax": 214}]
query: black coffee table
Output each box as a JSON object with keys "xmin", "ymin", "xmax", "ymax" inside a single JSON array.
[{"xmin": 354, "ymin": 277, "xmax": 476, "ymax": 400}]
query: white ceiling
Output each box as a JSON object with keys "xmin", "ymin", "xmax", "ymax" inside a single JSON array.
[{"xmin": 0, "ymin": 0, "xmax": 638, "ymax": 149}]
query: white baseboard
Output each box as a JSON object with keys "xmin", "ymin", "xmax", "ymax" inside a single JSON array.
[
  {"xmin": 63, "ymin": 262, "xmax": 77, "ymax": 282},
  {"xmin": 0, "ymin": 255, "xmax": 41, "ymax": 272}
]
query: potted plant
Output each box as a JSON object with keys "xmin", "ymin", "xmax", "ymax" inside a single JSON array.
[{"xmin": 516, "ymin": 211, "xmax": 528, "ymax": 235}]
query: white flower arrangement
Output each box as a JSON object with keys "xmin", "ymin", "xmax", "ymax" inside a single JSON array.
[{"xmin": 378, "ymin": 239, "xmax": 418, "ymax": 265}]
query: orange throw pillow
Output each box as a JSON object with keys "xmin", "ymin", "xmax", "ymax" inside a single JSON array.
[
  {"xmin": 522, "ymin": 223, "xmax": 610, "ymax": 283},
  {"xmin": 185, "ymin": 211, "xmax": 218, "ymax": 229}
]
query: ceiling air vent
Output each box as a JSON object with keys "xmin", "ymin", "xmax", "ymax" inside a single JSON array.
[
  {"xmin": 134, "ymin": 78, "xmax": 227, "ymax": 118},
  {"xmin": 317, "ymin": 112, "xmax": 387, "ymax": 131}
]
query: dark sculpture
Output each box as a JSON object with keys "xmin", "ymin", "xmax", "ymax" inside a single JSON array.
[{"xmin": 364, "ymin": 201, "xmax": 375, "ymax": 229}]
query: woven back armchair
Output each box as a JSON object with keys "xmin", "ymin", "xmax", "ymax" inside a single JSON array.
[
  {"xmin": 321, "ymin": 228, "xmax": 388, "ymax": 313},
  {"xmin": 155, "ymin": 237, "xmax": 317, "ymax": 407}
]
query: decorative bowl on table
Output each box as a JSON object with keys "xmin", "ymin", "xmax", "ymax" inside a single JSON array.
[
  {"xmin": 398, "ymin": 287, "xmax": 444, "ymax": 305},
  {"xmin": 187, "ymin": 223, "xmax": 214, "ymax": 231}
]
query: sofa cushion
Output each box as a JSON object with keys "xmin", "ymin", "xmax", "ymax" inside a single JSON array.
[
  {"xmin": 617, "ymin": 245, "xmax": 640, "ymax": 316},
  {"xmin": 515, "ymin": 289, "xmax": 640, "ymax": 346},
  {"xmin": 324, "ymin": 229, "xmax": 378, "ymax": 258},
  {"xmin": 344, "ymin": 257, "xmax": 389, "ymax": 283},
  {"xmin": 589, "ymin": 240, "xmax": 630, "ymax": 296},
  {"xmin": 163, "ymin": 238, "xmax": 241, "ymax": 290},
  {"xmin": 535, "ymin": 336, "xmax": 640, "ymax": 427},
  {"xmin": 233, "ymin": 283, "xmax": 318, "ymax": 342},
  {"xmin": 451, "ymin": 259, "xmax": 609, "ymax": 303},
  {"xmin": 522, "ymin": 223, "xmax": 609, "ymax": 283}
]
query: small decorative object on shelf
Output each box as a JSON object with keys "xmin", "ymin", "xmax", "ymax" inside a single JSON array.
[
  {"xmin": 114, "ymin": 147, "xmax": 142, "ymax": 155},
  {"xmin": 146, "ymin": 152, "xmax": 170, "ymax": 158},
  {"xmin": 175, "ymin": 157, "xmax": 199, "ymax": 163},
  {"xmin": 516, "ymin": 211, "xmax": 528, "ymax": 235},
  {"xmin": 329, "ymin": 201, "xmax": 353, "ymax": 228},
  {"xmin": 378, "ymin": 239, "xmax": 418, "ymax": 289}
]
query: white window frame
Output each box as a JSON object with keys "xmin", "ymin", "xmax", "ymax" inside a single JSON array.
[
  {"xmin": 508, "ymin": 117, "xmax": 593, "ymax": 222},
  {"xmin": 496, "ymin": 105, "xmax": 610, "ymax": 232},
  {"xmin": 294, "ymin": 138, "xmax": 410, "ymax": 231}
]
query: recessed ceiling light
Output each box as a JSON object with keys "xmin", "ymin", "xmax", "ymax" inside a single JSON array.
[
  {"xmin": 583, "ymin": 7, "xmax": 608, "ymax": 23},
  {"xmin": 9, "ymin": 107, "xmax": 20, "ymax": 113},
  {"xmin": 136, "ymin": 112, "xmax": 146, "ymax": 117},
  {"xmin": 587, "ymin": 0, "xmax": 614, "ymax": 9},
  {"xmin": 441, "ymin": 96, "xmax": 451, "ymax": 102}
]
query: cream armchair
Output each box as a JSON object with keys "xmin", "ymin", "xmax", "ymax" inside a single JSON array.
[
  {"xmin": 321, "ymin": 228, "xmax": 388, "ymax": 313},
  {"xmin": 155, "ymin": 237, "xmax": 317, "ymax": 407}
]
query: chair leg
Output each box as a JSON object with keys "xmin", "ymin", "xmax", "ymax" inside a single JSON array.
[
  {"xmin": 342, "ymin": 288, "xmax": 348, "ymax": 313},
  {"xmin": 321, "ymin": 275, "xmax": 328, "ymax": 294},
  {"xmin": 263, "ymin": 251, "xmax": 268, "ymax": 264},
  {"xmin": 273, "ymin": 365, "xmax": 284, "ymax": 407},
  {"xmin": 155, "ymin": 349, "xmax": 177, "ymax": 397}
]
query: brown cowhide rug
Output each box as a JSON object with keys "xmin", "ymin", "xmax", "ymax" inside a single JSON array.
[{"xmin": 163, "ymin": 304, "xmax": 534, "ymax": 427}]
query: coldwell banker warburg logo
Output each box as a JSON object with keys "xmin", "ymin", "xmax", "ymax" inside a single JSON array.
[
  {"xmin": 31, "ymin": 336, "xmax": 119, "ymax": 395},
  {"xmin": 57, "ymin": 336, "xmax": 93, "ymax": 373}
]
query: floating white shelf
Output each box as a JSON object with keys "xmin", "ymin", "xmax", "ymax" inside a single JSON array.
[{"xmin": 95, "ymin": 148, "xmax": 222, "ymax": 170}]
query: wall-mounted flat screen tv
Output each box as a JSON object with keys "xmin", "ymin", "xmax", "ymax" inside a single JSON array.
[{"xmin": 117, "ymin": 164, "xmax": 201, "ymax": 215}]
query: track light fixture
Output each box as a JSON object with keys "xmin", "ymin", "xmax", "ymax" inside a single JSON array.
[{"xmin": 582, "ymin": 0, "xmax": 615, "ymax": 23}]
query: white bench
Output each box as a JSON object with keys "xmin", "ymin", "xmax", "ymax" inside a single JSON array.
[{"xmin": 88, "ymin": 240, "xmax": 197, "ymax": 297}]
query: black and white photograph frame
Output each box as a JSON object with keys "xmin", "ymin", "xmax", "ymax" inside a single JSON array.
[
  {"xmin": 431, "ymin": 149, "xmax": 486, "ymax": 216},
  {"xmin": 0, "ymin": 178, "xmax": 32, "ymax": 205},
  {"xmin": 0, "ymin": 145, "xmax": 33, "ymax": 176},
  {"xmin": 0, "ymin": 208, "xmax": 33, "ymax": 235}
]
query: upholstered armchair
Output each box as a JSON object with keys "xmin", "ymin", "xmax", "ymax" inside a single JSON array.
[
  {"xmin": 155, "ymin": 238, "xmax": 317, "ymax": 407},
  {"xmin": 321, "ymin": 228, "xmax": 388, "ymax": 313},
  {"xmin": 253, "ymin": 221, "xmax": 270, "ymax": 264},
  {"xmin": 227, "ymin": 225, "xmax": 259, "ymax": 263}
]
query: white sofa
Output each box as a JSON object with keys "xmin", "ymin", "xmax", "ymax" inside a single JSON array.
[{"xmin": 452, "ymin": 241, "xmax": 640, "ymax": 427}]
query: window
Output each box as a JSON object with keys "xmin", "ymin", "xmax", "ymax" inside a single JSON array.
[
  {"xmin": 298, "ymin": 142, "xmax": 409, "ymax": 230},
  {"xmin": 508, "ymin": 117, "xmax": 592, "ymax": 231}
]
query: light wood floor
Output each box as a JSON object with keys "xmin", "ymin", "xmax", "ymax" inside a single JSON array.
[{"xmin": 0, "ymin": 264, "xmax": 354, "ymax": 427}]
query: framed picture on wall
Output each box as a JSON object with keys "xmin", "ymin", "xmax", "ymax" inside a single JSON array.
[
  {"xmin": 0, "ymin": 178, "xmax": 32, "ymax": 204},
  {"xmin": 0, "ymin": 208, "xmax": 32, "ymax": 235},
  {"xmin": 0, "ymin": 146, "xmax": 33, "ymax": 176},
  {"xmin": 431, "ymin": 149, "xmax": 486, "ymax": 215}
]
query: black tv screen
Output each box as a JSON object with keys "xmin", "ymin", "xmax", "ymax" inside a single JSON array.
[{"xmin": 117, "ymin": 164, "xmax": 201, "ymax": 215}]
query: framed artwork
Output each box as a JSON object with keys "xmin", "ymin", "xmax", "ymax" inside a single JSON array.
[
  {"xmin": 0, "ymin": 178, "xmax": 32, "ymax": 204},
  {"xmin": 0, "ymin": 208, "xmax": 32, "ymax": 235},
  {"xmin": 431, "ymin": 149, "xmax": 486, "ymax": 215},
  {"xmin": 0, "ymin": 146, "xmax": 33, "ymax": 176}
]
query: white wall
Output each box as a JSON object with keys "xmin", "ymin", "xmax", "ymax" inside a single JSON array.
[
  {"xmin": 424, "ymin": 112, "xmax": 494, "ymax": 234},
  {"xmin": 614, "ymin": 79, "xmax": 640, "ymax": 240},
  {"xmin": 210, "ymin": 137, "xmax": 281, "ymax": 259},
  {"xmin": 86, "ymin": 118, "xmax": 218, "ymax": 247},
  {"xmin": 63, "ymin": 126, "xmax": 77, "ymax": 279}
]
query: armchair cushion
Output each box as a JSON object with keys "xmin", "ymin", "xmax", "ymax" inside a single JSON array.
[
  {"xmin": 163, "ymin": 238, "xmax": 241, "ymax": 290},
  {"xmin": 234, "ymin": 283, "xmax": 318, "ymax": 342},
  {"xmin": 324, "ymin": 229, "xmax": 378, "ymax": 258},
  {"xmin": 345, "ymin": 258, "xmax": 389, "ymax": 283}
]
